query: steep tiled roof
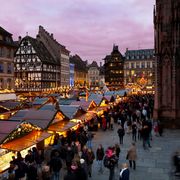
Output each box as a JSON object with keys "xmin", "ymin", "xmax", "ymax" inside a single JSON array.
[
  {"xmin": 0, "ymin": 26, "xmax": 12, "ymax": 35},
  {"xmin": 0, "ymin": 26, "xmax": 17, "ymax": 47},
  {"xmin": 88, "ymin": 61, "xmax": 99, "ymax": 69},
  {"xmin": 20, "ymin": 36, "xmax": 59, "ymax": 65},
  {"xmin": 70, "ymin": 55, "xmax": 87, "ymax": 72},
  {"xmin": 0, "ymin": 121, "xmax": 20, "ymax": 144}
]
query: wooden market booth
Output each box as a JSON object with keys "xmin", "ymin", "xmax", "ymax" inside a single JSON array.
[{"xmin": 0, "ymin": 120, "xmax": 50, "ymax": 173}]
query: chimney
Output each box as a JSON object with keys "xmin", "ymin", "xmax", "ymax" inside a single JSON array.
[
  {"xmin": 126, "ymin": 48, "xmax": 128, "ymax": 52},
  {"xmin": 18, "ymin": 36, "xmax": 22, "ymax": 43},
  {"xmin": 51, "ymin": 33, "xmax": 53, "ymax": 38},
  {"xmin": 100, "ymin": 62, "xmax": 102, "ymax": 67},
  {"xmin": 36, "ymin": 34, "xmax": 40, "ymax": 41}
]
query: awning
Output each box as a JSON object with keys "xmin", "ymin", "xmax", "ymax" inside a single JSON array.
[
  {"xmin": 48, "ymin": 120, "xmax": 78, "ymax": 133},
  {"xmin": 75, "ymin": 112, "xmax": 96, "ymax": 121},
  {"xmin": 1, "ymin": 130, "xmax": 51, "ymax": 151}
]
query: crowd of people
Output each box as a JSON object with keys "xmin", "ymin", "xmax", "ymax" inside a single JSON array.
[{"xmin": 4, "ymin": 94, "xmax": 174, "ymax": 180}]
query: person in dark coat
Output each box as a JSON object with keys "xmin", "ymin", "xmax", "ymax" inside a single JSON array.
[
  {"xmin": 49, "ymin": 151, "xmax": 62, "ymax": 180},
  {"xmin": 26, "ymin": 162, "xmax": 38, "ymax": 180},
  {"xmin": 14, "ymin": 161, "xmax": 27, "ymax": 180},
  {"xmin": 64, "ymin": 161, "xmax": 78, "ymax": 180},
  {"xmin": 96, "ymin": 144, "xmax": 104, "ymax": 173},
  {"xmin": 119, "ymin": 163, "xmax": 130, "ymax": 180},
  {"xmin": 117, "ymin": 125, "xmax": 125, "ymax": 144},
  {"xmin": 78, "ymin": 159, "xmax": 88, "ymax": 180},
  {"xmin": 66, "ymin": 146, "xmax": 75, "ymax": 171}
]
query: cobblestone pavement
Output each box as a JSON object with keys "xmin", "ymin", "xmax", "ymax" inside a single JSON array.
[{"xmin": 81, "ymin": 124, "xmax": 180, "ymax": 180}]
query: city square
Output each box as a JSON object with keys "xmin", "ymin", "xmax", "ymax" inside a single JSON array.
[{"xmin": 0, "ymin": 0, "xmax": 180, "ymax": 180}]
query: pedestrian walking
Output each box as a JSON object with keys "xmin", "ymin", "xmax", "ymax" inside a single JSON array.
[
  {"xmin": 173, "ymin": 151, "xmax": 180, "ymax": 176},
  {"xmin": 96, "ymin": 144, "xmax": 104, "ymax": 173},
  {"xmin": 49, "ymin": 151, "xmax": 62, "ymax": 180},
  {"xmin": 104, "ymin": 147, "xmax": 118, "ymax": 180},
  {"xmin": 87, "ymin": 148, "xmax": 95, "ymax": 177},
  {"xmin": 110, "ymin": 116, "xmax": 114, "ymax": 130},
  {"xmin": 126, "ymin": 142, "xmax": 137, "ymax": 170},
  {"xmin": 87, "ymin": 131, "xmax": 93, "ymax": 149},
  {"xmin": 132, "ymin": 121, "xmax": 137, "ymax": 142},
  {"xmin": 117, "ymin": 125, "xmax": 125, "ymax": 144}
]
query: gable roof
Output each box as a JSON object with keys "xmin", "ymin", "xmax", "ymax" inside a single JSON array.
[
  {"xmin": 0, "ymin": 121, "xmax": 20, "ymax": 144},
  {"xmin": 0, "ymin": 26, "xmax": 12, "ymax": 36},
  {"xmin": 18, "ymin": 36, "xmax": 58, "ymax": 65},
  {"xmin": 33, "ymin": 97, "xmax": 49, "ymax": 105},
  {"xmin": 23, "ymin": 109, "xmax": 57, "ymax": 129},
  {"xmin": 59, "ymin": 105, "xmax": 84, "ymax": 119},
  {"xmin": 88, "ymin": 61, "xmax": 99, "ymax": 69},
  {"xmin": 0, "ymin": 101, "xmax": 21, "ymax": 110},
  {"xmin": 70, "ymin": 100, "xmax": 97, "ymax": 111},
  {"xmin": 9, "ymin": 109, "xmax": 29, "ymax": 121},
  {"xmin": 70, "ymin": 55, "xmax": 87, "ymax": 72}
]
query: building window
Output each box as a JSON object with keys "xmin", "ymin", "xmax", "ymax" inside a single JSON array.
[
  {"xmin": 0, "ymin": 79, "xmax": 3, "ymax": 89},
  {"xmin": 131, "ymin": 63, "xmax": 134, "ymax": 69},
  {"xmin": 0, "ymin": 63, "xmax": 4, "ymax": 73},
  {"xmin": 147, "ymin": 62, "xmax": 150, "ymax": 68},
  {"xmin": 7, "ymin": 63, "xmax": 12, "ymax": 74},
  {"xmin": 141, "ymin": 62, "xmax": 145, "ymax": 68},
  {"xmin": 7, "ymin": 49, "xmax": 11, "ymax": 58},
  {"xmin": 7, "ymin": 79, "xmax": 11, "ymax": 89},
  {"xmin": 136, "ymin": 62, "xmax": 140, "ymax": 68}
]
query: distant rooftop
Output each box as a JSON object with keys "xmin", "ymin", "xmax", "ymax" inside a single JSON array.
[{"xmin": 125, "ymin": 48, "xmax": 155, "ymax": 60}]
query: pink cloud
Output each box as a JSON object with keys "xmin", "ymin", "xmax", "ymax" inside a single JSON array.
[{"xmin": 0, "ymin": 0, "xmax": 155, "ymax": 62}]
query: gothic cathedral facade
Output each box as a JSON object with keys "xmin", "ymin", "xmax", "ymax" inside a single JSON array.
[{"xmin": 154, "ymin": 0, "xmax": 180, "ymax": 127}]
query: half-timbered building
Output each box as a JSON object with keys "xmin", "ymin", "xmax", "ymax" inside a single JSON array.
[
  {"xmin": 14, "ymin": 36, "xmax": 60, "ymax": 93},
  {"xmin": 103, "ymin": 45, "xmax": 124, "ymax": 90}
]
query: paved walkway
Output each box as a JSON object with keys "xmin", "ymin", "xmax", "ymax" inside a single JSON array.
[{"xmin": 88, "ymin": 124, "xmax": 180, "ymax": 180}]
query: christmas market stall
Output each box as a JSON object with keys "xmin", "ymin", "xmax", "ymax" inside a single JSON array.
[
  {"xmin": 0, "ymin": 120, "xmax": 50, "ymax": 173},
  {"xmin": 85, "ymin": 93, "xmax": 103, "ymax": 106},
  {"xmin": 0, "ymin": 100, "xmax": 32, "ymax": 120},
  {"xmin": 32, "ymin": 96, "xmax": 55, "ymax": 109},
  {"xmin": 59, "ymin": 105, "xmax": 86, "ymax": 120},
  {"xmin": 70, "ymin": 100, "xmax": 97, "ymax": 111},
  {"xmin": 39, "ymin": 104, "xmax": 79, "ymax": 136},
  {"xmin": 9, "ymin": 109, "xmax": 29, "ymax": 121},
  {"xmin": 22, "ymin": 107, "xmax": 78, "ymax": 141},
  {"xmin": 23, "ymin": 109, "xmax": 65, "ymax": 130},
  {"xmin": 47, "ymin": 120, "xmax": 78, "ymax": 136}
]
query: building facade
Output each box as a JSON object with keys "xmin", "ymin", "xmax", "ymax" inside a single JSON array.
[
  {"xmin": 88, "ymin": 61, "xmax": 100, "ymax": 90},
  {"xmin": 14, "ymin": 36, "xmax": 60, "ymax": 92},
  {"xmin": 70, "ymin": 63, "xmax": 75, "ymax": 87},
  {"xmin": 70, "ymin": 55, "xmax": 88, "ymax": 88},
  {"xmin": 38, "ymin": 26, "xmax": 70, "ymax": 87},
  {"xmin": 0, "ymin": 27, "xmax": 16, "ymax": 91},
  {"xmin": 153, "ymin": 0, "xmax": 180, "ymax": 127},
  {"xmin": 124, "ymin": 49, "xmax": 155, "ymax": 91},
  {"xmin": 99, "ymin": 63, "xmax": 105, "ymax": 89},
  {"xmin": 103, "ymin": 45, "xmax": 124, "ymax": 90}
]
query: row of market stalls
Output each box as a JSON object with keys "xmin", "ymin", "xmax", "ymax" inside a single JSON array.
[{"xmin": 0, "ymin": 90, "xmax": 127, "ymax": 173}]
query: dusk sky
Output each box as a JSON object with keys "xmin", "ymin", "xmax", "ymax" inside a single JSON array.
[{"xmin": 1, "ymin": 0, "xmax": 155, "ymax": 63}]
